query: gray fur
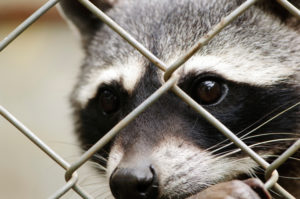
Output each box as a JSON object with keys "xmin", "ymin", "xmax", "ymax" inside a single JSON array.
[
  {"xmin": 66, "ymin": 0, "xmax": 300, "ymax": 108},
  {"xmin": 59, "ymin": 0, "xmax": 300, "ymax": 198}
]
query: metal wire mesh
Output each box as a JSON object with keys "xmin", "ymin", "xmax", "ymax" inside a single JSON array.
[{"xmin": 0, "ymin": 0, "xmax": 299, "ymax": 198}]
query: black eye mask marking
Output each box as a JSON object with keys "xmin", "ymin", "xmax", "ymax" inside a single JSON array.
[
  {"xmin": 177, "ymin": 72, "xmax": 299, "ymax": 152},
  {"xmin": 98, "ymin": 87, "xmax": 120, "ymax": 115},
  {"xmin": 191, "ymin": 76, "xmax": 228, "ymax": 105},
  {"xmin": 77, "ymin": 82, "xmax": 129, "ymax": 165},
  {"xmin": 179, "ymin": 73, "xmax": 228, "ymax": 106},
  {"xmin": 77, "ymin": 72, "xmax": 299, "ymax": 166}
]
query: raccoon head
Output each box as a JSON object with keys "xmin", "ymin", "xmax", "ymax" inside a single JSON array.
[{"xmin": 59, "ymin": 0, "xmax": 300, "ymax": 198}]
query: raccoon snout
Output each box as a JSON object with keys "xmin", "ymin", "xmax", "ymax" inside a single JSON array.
[{"xmin": 109, "ymin": 164, "xmax": 159, "ymax": 199}]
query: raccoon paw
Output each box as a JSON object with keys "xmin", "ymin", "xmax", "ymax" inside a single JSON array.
[{"xmin": 187, "ymin": 178, "xmax": 271, "ymax": 199}]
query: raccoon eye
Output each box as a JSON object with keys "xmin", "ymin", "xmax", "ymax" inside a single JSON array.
[
  {"xmin": 193, "ymin": 79, "xmax": 225, "ymax": 105},
  {"xmin": 99, "ymin": 88, "xmax": 120, "ymax": 114}
]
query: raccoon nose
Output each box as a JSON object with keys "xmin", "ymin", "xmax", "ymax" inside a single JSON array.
[{"xmin": 109, "ymin": 165, "xmax": 159, "ymax": 199}]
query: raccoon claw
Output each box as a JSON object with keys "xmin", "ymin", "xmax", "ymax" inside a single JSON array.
[{"xmin": 187, "ymin": 178, "xmax": 271, "ymax": 199}]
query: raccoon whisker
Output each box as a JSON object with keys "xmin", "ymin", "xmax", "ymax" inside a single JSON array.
[
  {"xmin": 86, "ymin": 162, "xmax": 107, "ymax": 172},
  {"xmin": 274, "ymin": 176, "xmax": 300, "ymax": 180},
  {"xmin": 208, "ymin": 105, "xmax": 280, "ymax": 151},
  {"xmin": 80, "ymin": 182, "xmax": 109, "ymax": 189},
  {"xmin": 88, "ymin": 158, "xmax": 107, "ymax": 166},
  {"xmin": 81, "ymin": 179, "xmax": 107, "ymax": 187},
  {"xmin": 207, "ymin": 101, "xmax": 300, "ymax": 153},
  {"xmin": 225, "ymin": 154, "xmax": 300, "ymax": 170},
  {"xmin": 212, "ymin": 148, "xmax": 242, "ymax": 158},
  {"xmin": 206, "ymin": 140, "xmax": 231, "ymax": 153},
  {"xmin": 260, "ymin": 155, "xmax": 300, "ymax": 162},
  {"xmin": 77, "ymin": 168, "xmax": 104, "ymax": 176},
  {"xmin": 208, "ymin": 156, "xmax": 257, "ymax": 182},
  {"xmin": 257, "ymin": 172, "xmax": 300, "ymax": 180},
  {"xmin": 48, "ymin": 140, "xmax": 83, "ymax": 148},
  {"xmin": 208, "ymin": 102, "xmax": 300, "ymax": 153},
  {"xmin": 252, "ymin": 171, "xmax": 260, "ymax": 179},
  {"xmin": 254, "ymin": 138, "xmax": 298, "ymax": 148},
  {"xmin": 209, "ymin": 143, "xmax": 241, "ymax": 155},
  {"xmin": 215, "ymin": 155, "xmax": 249, "ymax": 165},
  {"xmin": 78, "ymin": 173, "xmax": 106, "ymax": 185},
  {"xmin": 213, "ymin": 148, "xmax": 244, "ymax": 160},
  {"xmin": 87, "ymin": 154, "xmax": 108, "ymax": 171},
  {"xmin": 79, "ymin": 179, "xmax": 107, "ymax": 188},
  {"xmin": 243, "ymin": 132, "xmax": 299, "ymax": 139},
  {"xmin": 78, "ymin": 180, "xmax": 111, "ymax": 198},
  {"xmin": 247, "ymin": 145, "xmax": 298, "ymax": 151},
  {"xmin": 57, "ymin": 154, "xmax": 85, "ymax": 164},
  {"xmin": 213, "ymin": 138, "xmax": 298, "ymax": 161},
  {"xmin": 238, "ymin": 101, "xmax": 300, "ymax": 136},
  {"xmin": 210, "ymin": 134, "xmax": 298, "ymax": 158},
  {"xmin": 208, "ymin": 136, "xmax": 297, "ymax": 158},
  {"xmin": 247, "ymin": 169, "xmax": 262, "ymax": 182},
  {"xmin": 239, "ymin": 102, "xmax": 300, "ymax": 139},
  {"xmin": 255, "ymin": 167, "xmax": 300, "ymax": 180},
  {"xmin": 268, "ymin": 188, "xmax": 282, "ymax": 198},
  {"xmin": 214, "ymin": 148, "xmax": 251, "ymax": 161},
  {"xmin": 80, "ymin": 169, "xmax": 106, "ymax": 181},
  {"xmin": 211, "ymin": 134, "xmax": 299, "ymax": 158},
  {"xmin": 212, "ymin": 143, "xmax": 263, "ymax": 159},
  {"xmin": 92, "ymin": 153, "xmax": 108, "ymax": 163},
  {"xmin": 241, "ymin": 132, "xmax": 299, "ymax": 140},
  {"xmin": 245, "ymin": 138, "xmax": 298, "ymax": 147}
]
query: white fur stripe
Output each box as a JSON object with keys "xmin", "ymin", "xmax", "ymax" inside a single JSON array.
[
  {"xmin": 76, "ymin": 50, "xmax": 295, "ymax": 108},
  {"xmin": 172, "ymin": 52, "xmax": 295, "ymax": 86},
  {"xmin": 76, "ymin": 58, "xmax": 145, "ymax": 108}
]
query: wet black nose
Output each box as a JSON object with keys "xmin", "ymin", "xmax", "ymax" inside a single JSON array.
[{"xmin": 109, "ymin": 165, "xmax": 158, "ymax": 199}]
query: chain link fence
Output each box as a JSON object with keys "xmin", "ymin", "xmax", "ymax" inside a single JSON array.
[{"xmin": 0, "ymin": 0, "xmax": 299, "ymax": 198}]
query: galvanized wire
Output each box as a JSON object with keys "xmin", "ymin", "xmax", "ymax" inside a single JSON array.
[
  {"xmin": 0, "ymin": 0, "xmax": 299, "ymax": 198},
  {"xmin": 65, "ymin": 76, "xmax": 178, "ymax": 181},
  {"xmin": 0, "ymin": 0, "xmax": 60, "ymax": 52},
  {"xmin": 49, "ymin": 174, "xmax": 79, "ymax": 199},
  {"xmin": 277, "ymin": 0, "xmax": 300, "ymax": 19},
  {"xmin": 0, "ymin": 106, "xmax": 69, "ymax": 170},
  {"xmin": 77, "ymin": 0, "xmax": 167, "ymax": 71},
  {"xmin": 265, "ymin": 139, "xmax": 300, "ymax": 184},
  {"xmin": 171, "ymin": 86, "xmax": 296, "ymax": 199},
  {"xmin": 164, "ymin": 0, "xmax": 259, "ymax": 81},
  {"xmin": 0, "ymin": 106, "xmax": 92, "ymax": 199}
]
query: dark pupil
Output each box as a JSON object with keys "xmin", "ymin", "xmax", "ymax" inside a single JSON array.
[
  {"xmin": 99, "ymin": 89, "xmax": 119, "ymax": 114},
  {"xmin": 196, "ymin": 80, "xmax": 221, "ymax": 104}
]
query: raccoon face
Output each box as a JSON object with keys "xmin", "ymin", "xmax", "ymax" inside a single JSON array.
[{"xmin": 59, "ymin": 0, "xmax": 300, "ymax": 198}]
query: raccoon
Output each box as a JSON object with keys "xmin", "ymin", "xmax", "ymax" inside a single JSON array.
[{"xmin": 59, "ymin": 0, "xmax": 300, "ymax": 198}]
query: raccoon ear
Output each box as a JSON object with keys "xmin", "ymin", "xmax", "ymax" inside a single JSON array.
[{"xmin": 58, "ymin": 0, "xmax": 117, "ymax": 44}]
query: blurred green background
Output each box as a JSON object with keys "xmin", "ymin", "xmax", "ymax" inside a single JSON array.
[{"xmin": 0, "ymin": 0, "xmax": 87, "ymax": 198}]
